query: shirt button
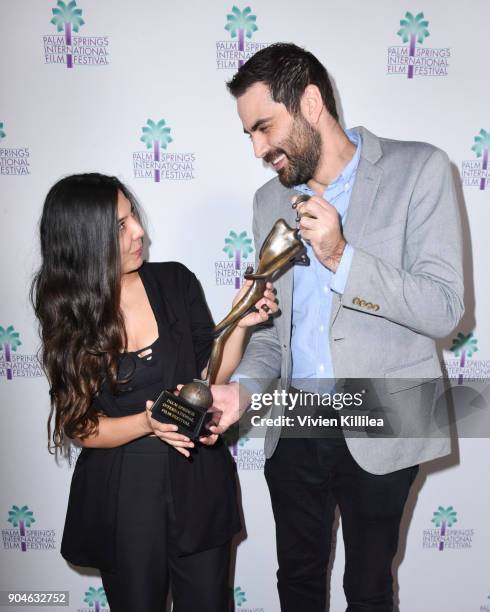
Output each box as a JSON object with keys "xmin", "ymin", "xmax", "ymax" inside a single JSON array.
[
  {"xmin": 344, "ymin": 182, "xmax": 350, "ymax": 191},
  {"xmin": 318, "ymin": 364, "xmax": 325, "ymax": 373},
  {"xmin": 323, "ymin": 286, "xmax": 328, "ymax": 294},
  {"xmin": 319, "ymin": 325, "xmax": 324, "ymax": 332}
]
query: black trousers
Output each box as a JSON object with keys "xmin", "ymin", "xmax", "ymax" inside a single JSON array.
[
  {"xmin": 100, "ymin": 444, "xmax": 230, "ymax": 612},
  {"xmin": 264, "ymin": 436, "xmax": 419, "ymax": 612}
]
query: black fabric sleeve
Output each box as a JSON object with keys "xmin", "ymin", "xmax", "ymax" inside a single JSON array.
[{"xmin": 186, "ymin": 271, "xmax": 215, "ymax": 374}]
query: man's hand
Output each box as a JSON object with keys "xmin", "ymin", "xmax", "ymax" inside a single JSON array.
[
  {"xmin": 208, "ymin": 381, "xmax": 250, "ymax": 435},
  {"xmin": 296, "ymin": 196, "xmax": 346, "ymax": 272}
]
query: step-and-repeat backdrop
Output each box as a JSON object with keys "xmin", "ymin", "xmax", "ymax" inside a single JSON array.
[{"xmin": 1, "ymin": 1, "xmax": 489, "ymax": 610}]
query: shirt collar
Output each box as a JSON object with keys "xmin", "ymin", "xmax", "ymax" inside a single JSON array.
[{"xmin": 294, "ymin": 127, "xmax": 362, "ymax": 196}]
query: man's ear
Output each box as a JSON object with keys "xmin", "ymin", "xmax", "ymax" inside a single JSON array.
[{"xmin": 299, "ymin": 84, "xmax": 323, "ymax": 125}]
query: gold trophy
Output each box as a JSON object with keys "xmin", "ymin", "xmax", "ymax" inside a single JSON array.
[{"xmin": 151, "ymin": 216, "xmax": 308, "ymax": 439}]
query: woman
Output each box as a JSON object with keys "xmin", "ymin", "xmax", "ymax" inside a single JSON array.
[{"xmin": 30, "ymin": 173, "xmax": 276, "ymax": 612}]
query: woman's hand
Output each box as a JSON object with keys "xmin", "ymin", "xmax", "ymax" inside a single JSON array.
[
  {"xmin": 145, "ymin": 400, "xmax": 195, "ymax": 458},
  {"xmin": 235, "ymin": 280, "xmax": 278, "ymax": 328},
  {"xmin": 174, "ymin": 385, "xmax": 220, "ymax": 447}
]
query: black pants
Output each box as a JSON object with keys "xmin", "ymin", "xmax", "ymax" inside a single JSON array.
[
  {"xmin": 264, "ymin": 436, "xmax": 418, "ymax": 612},
  {"xmin": 100, "ymin": 444, "xmax": 230, "ymax": 612}
]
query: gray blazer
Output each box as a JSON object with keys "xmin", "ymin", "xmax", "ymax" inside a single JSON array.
[{"xmin": 234, "ymin": 126, "xmax": 464, "ymax": 474}]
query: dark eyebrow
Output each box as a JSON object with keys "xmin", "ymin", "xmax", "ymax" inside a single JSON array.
[
  {"xmin": 118, "ymin": 202, "xmax": 135, "ymax": 222},
  {"xmin": 243, "ymin": 117, "xmax": 273, "ymax": 135}
]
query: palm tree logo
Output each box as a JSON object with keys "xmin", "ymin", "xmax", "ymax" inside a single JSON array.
[
  {"xmin": 8, "ymin": 506, "xmax": 35, "ymax": 552},
  {"xmin": 431, "ymin": 506, "xmax": 457, "ymax": 551},
  {"xmin": 83, "ymin": 587, "xmax": 107, "ymax": 612},
  {"xmin": 0, "ymin": 325, "xmax": 22, "ymax": 381},
  {"xmin": 225, "ymin": 6, "xmax": 258, "ymax": 67},
  {"xmin": 0, "ymin": 122, "xmax": 5, "ymax": 141},
  {"xmin": 397, "ymin": 11, "xmax": 430, "ymax": 79},
  {"xmin": 140, "ymin": 119, "xmax": 173, "ymax": 183},
  {"xmin": 450, "ymin": 332, "xmax": 478, "ymax": 384},
  {"xmin": 233, "ymin": 434, "xmax": 250, "ymax": 458},
  {"xmin": 223, "ymin": 231, "xmax": 253, "ymax": 289},
  {"xmin": 234, "ymin": 586, "xmax": 247, "ymax": 607},
  {"xmin": 223, "ymin": 425, "xmax": 250, "ymax": 458},
  {"xmin": 50, "ymin": 1, "xmax": 85, "ymax": 69},
  {"xmin": 471, "ymin": 129, "xmax": 490, "ymax": 191}
]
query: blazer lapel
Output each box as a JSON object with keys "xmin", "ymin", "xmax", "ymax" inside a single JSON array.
[
  {"xmin": 330, "ymin": 126, "xmax": 383, "ymax": 328},
  {"xmin": 276, "ymin": 189, "xmax": 299, "ymax": 346},
  {"xmin": 138, "ymin": 263, "xmax": 182, "ymax": 390},
  {"xmin": 343, "ymin": 161, "xmax": 383, "ymax": 245}
]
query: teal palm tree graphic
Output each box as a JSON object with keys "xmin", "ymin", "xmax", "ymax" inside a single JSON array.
[
  {"xmin": 225, "ymin": 6, "xmax": 258, "ymax": 66},
  {"xmin": 238, "ymin": 434, "xmax": 250, "ymax": 447},
  {"xmin": 471, "ymin": 129, "xmax": 490, "ymax": 190},
  {"xmin": 431, "ymin": 506, "xmax": 457, "ymax": 551},
  {"xmin": 51, "ymin": 1, "xmax": 85, "ymax": 68},
  {"xmin": 83, "ymin": 587, "xmax": 107, "ymax": 612},
  {"xmin": 450, "ymin": 332, "xmax": 478, "ymax": 383},
  {"xmin": 0, "ymin": 122, "xmax": 5, "ymax": 141},
  {"xmin": 140, "ymin": 119, "xmax": 173, "ymax": 182},
  {"xmin": 397, "ymin": 11, "xmax": 430, "ymax": 79},
  {"xmin": 0, "ymin": 325, "xmax": 22, "ymax": 381},
  {"xmin": 8, "ymin": 505, "xmax": 35, "ymax": 552},
  {"xmin": 223, "ymin": 425, "xmax": 249, "ymax": 458},
  {"xmin": 223, "ymin": 231, "xmax": 253, "ymax": 288},
  {"xmin": 234, "ymin": 586, "xmax": 247, "ymax": 607}
]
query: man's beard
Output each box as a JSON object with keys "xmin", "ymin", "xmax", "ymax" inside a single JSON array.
[{"xmin": 264, "ymin": 116, "xmax": 322, "ymax": 188}]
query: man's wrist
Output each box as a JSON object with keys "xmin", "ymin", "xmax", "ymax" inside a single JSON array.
[
  {"xmin": 323, "ymin": 238, "xmax": 347, "ymax": 272},
  {"xmin": 226, "ymin": 380, "xmax": 253, "ymax": 414}
]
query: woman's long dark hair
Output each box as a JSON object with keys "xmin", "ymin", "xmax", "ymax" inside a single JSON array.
[{"xmin": 30, "ymin": 173, "xmax": 142, "ymax": 452}]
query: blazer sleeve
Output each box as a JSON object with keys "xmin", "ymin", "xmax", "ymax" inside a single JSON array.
[{"xmin": 341, "ymin": 148, "xmax": 465, "ymax": 338}]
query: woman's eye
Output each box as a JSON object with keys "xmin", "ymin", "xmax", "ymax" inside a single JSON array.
[{"xmin": 119, "ymin": 222, "xmax": 125, "ymax": 231}]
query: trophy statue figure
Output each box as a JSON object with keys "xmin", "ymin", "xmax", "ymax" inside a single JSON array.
[{"xmin": 151, "ymin": 217, "xmax": 308, "ymax": 439}]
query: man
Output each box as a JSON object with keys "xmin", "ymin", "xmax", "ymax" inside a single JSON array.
[{"xmin": 209, "ymin": 43, "xmax": 464, "ymax": 612}]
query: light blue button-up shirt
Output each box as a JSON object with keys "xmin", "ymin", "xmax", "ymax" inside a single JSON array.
[{"xmin": 291, "ymin": 128, "xmax": 361, "ymax": 391}]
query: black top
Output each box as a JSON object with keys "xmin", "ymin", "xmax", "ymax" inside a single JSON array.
[
  {"xmin": 113, "ymin": 336, "xmax": 172, "ymax": 452},
  {"xmin": 115, "ymin": 336, "xmax": 166, "ymax": 414},
  {"xmin": 60, "ymin": 262, "xmax": 241, "ymax": 572}
]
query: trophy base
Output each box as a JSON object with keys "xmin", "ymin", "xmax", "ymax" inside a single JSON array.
[{"xmin": 151, "ymin": 389, "xmax": 221, "ymax": 440}]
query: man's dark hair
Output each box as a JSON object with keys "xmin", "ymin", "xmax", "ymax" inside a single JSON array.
[{"xmin": 227, "ymin": 43, "xmax": 339, "ymax": 121}]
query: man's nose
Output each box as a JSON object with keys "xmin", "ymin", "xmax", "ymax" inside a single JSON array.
[{"xmin": 252, "ymin": 133, "xmax": 268, "ymax": 159}]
